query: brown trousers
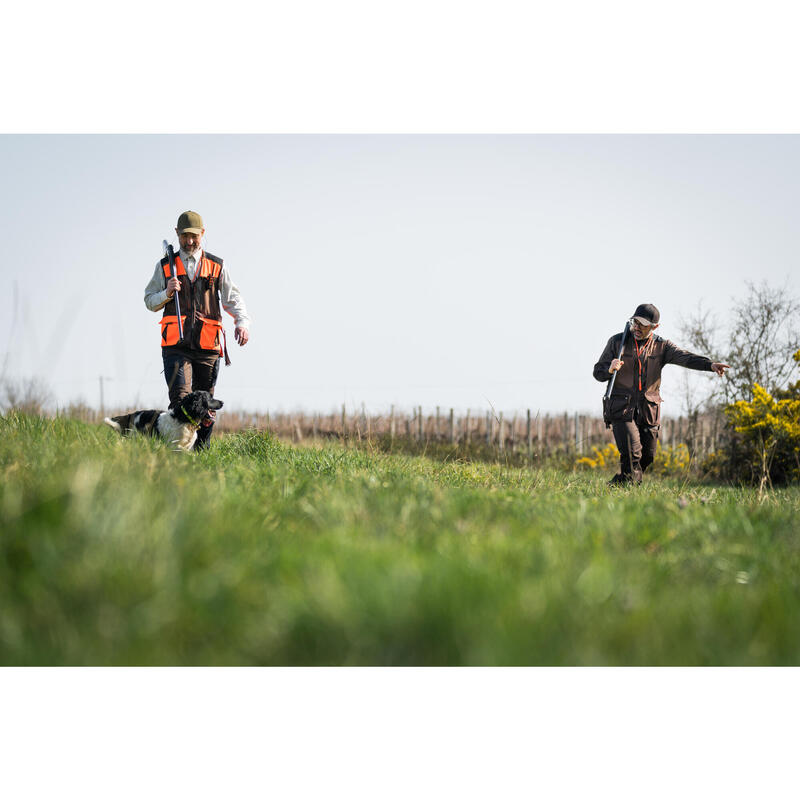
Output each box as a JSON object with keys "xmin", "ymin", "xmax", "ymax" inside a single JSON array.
[
  {"xmin": 611, "ymin": 410, "xmax": 659, "ymax": 483},
  {"xmin": 162, "ymin": 349, "xmax": 220, "ymax": 409}
]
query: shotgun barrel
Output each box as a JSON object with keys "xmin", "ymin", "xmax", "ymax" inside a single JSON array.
[
  {"xmin": 605, "ymin": 320, "xmax": 631, "ymax": 399},
  {"xmin": 162, "ymin": 240, "xmax": 184, "ymax": 341}
]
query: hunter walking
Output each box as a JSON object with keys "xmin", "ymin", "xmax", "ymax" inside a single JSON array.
[
  {"xmin": 144, "ymin": 210, "xmax": 251, "ymax": 450},
  {"xmin": 593, "ymin": 303, "xmax": 729, "ymax": 485}
]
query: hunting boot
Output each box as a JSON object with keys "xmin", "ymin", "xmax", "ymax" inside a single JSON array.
[{"xmin": 608, "ymin": 471, "xmax": 641, "ymax": 487}]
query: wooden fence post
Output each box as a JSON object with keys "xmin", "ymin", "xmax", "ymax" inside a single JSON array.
[
  {"xmin": 526, "ymin": 409, "xmax": 532, "ymax": 458},
  {"xmin": 574, "ymin": 412, "xmax": 579, "ymax": 453},
  {"xmin": 538, "ymin": 414, "xmax": 544, "ymax": 458}
]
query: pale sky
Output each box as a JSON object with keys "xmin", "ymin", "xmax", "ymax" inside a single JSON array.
[{"xmin": 1, "ymin": 134, "xmax": 797, "ymax": 418}]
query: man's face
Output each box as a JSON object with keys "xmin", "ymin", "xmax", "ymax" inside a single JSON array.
[
  {"xmin": 631, "ymin": 317, "xmax": 658, "ymax": 340},
  {"xmin": 177, "ymin": 229, "xmax": 204, "ymax": 255}
]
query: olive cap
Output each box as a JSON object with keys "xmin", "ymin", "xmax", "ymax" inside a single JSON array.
[{"xmin": 176, "ymin": 210, "xmax": 204, "ymax": 234}]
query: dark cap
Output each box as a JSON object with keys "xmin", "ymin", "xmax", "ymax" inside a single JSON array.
[
  {"xmin": 632, "ymin": 303, "xmax": 660, "ymax": 325},
  {"xmin": 177, "ymin": 210, "xmax": 204, "ymax": 234}
]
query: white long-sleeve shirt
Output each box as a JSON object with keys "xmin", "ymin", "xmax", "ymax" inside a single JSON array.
[{"xmin": 144, "ymin": 248, "xmax": 251, "ymax": 330}]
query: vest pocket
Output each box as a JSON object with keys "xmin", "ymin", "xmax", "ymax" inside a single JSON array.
[
  {"xmin": 160, "ymin": 315, "xmax": 186, "ymax": 347},
  {"xmin": 608, "ymin": 393, "xmax": 635, "ymax": 422},
  {"xmin": 198, "ymin": 317, "xmax": 222, "ymax": 351},
  {"xmin": 641, "ymin": 399, "xmax": 661, "ymax": 429}
]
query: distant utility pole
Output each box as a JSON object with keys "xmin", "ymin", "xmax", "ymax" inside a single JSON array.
[{"xmin": 99, "ymin": 375, "xmax": 112, "ymax": 416}]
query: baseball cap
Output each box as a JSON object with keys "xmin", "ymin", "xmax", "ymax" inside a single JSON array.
[
  {"xmin": 177, "ymin": 211, "xmax": 204, "ymax": 234},
  {"xmin": 632, "ymin": 303, "xmax": 660, "ymax": 325}
]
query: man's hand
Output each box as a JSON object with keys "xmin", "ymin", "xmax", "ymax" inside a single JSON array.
[
  {"xmin": 711, "ymin": 362, "xmax": 730, "ymax": 377},
  {"xmin": 166, "ymin": 277, "xmax": 180, "ymax": 298},
  {"xmin": 608, "ymin": 358, "xmax": 624, "ymax": 374},
  {"xmin": 235, "ymin": 327, "xmax": 249, "ymax": 346}
]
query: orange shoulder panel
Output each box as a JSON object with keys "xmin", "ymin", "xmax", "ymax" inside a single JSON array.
[{"xmin": 162, "ymin": 256, "xmax": 187, "ymax": 278}]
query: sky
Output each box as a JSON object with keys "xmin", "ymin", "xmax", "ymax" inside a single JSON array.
[{"xmin": 1, "ymin": 134, "xmax": 798, "ymax": 418}]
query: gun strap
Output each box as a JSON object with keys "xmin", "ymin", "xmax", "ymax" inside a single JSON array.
[{"xmin": 222, "ymin": 328, "xmax": 231, "ymax": 366}]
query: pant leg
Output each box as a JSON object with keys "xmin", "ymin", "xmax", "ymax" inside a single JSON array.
[
  {"xmin": 162, "ymin": 351, "xmax": 193, "ymax": 409},
  {"xmin": 611, "ymin": 419, "xmax": 643, "ymax": 483},
  {"xmin": 189, "ymin": 353, "xmax": 221, "ymax": 394},
  {"xmin": 639, "ymin": 424, "xmax": 659, "ymax": 473},
  {"xmin": 635, "ymin": 399, "xmax": 661, "ymax": 474},
  {"xmin": 189, "ymin": 354, "xmax": 221, "ymax": 450}
]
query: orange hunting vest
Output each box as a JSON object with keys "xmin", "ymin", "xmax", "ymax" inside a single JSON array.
[{"xmin": 159, "ymin": 251, "xmax": 224, "ymax": 354}]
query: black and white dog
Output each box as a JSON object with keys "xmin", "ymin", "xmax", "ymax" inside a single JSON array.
[{"xmin": 104, "ymin": 390, "xmax": 223, "ymax": 451}]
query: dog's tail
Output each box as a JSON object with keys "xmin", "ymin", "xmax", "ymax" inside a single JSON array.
[{"xmin": 104, "ymin": 415, "xmax": 128, "ymax": 434}]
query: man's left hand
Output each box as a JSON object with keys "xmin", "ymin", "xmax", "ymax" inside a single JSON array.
[
  {"xmin": 711, "ymin": 362, "xmax": 730, "ymax": 376},
  {"xmin": 235, "ymin": 327, "xmax": 250, "ymax": 346}
]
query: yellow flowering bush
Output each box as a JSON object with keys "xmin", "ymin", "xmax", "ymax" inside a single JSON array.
[
  {"xmin": 575, "ymin": 442, "xmax": 619, "ymax": 470},
  {"xmin": 575, "ymin": 440, "xmax": 691, "ymax": 476},
  {"xmin": 650, "ymin": 442, "xmax": 692, "ymax": 476},
  {"xmin": 722, "ymin": 359, "xmax": 800, "ymax": 486}
]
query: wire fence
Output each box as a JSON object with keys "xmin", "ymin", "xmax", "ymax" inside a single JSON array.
[
  {"xmin": 23, "ymin": 394, "xmax": 726, "ymax": 461},
  {"xmin": 214, "ymin": 405, "xmax": 727, "ymax": 460}
]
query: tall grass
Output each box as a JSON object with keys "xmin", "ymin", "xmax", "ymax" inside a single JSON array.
[{"xmin": 2, "ymin": 412, "xmax": 799, "ymax": 665}]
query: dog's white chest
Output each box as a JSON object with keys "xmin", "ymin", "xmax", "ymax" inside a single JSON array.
[{"xmin": 156, "ymin": 413, "xmax": 198, "ymax": 451}]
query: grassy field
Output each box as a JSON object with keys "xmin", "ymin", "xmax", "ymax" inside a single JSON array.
[{"xmin": 2, "ymin": 412, "xmax": 799, "ymax": 666}]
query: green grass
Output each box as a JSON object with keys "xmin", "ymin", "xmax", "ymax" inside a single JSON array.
[{"xmin": 2, "ymin": 412, "xmax": 800, "ymax": 665}]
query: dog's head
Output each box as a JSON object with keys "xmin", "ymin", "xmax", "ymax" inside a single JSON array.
[{"xmin": 178, "ymin": 390, "xmax": 223, "ymax": 428}]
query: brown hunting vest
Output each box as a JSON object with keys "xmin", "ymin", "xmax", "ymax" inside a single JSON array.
[{"xmin": 159, "ymin": 251, "xmax": 224, "ymax": 354}]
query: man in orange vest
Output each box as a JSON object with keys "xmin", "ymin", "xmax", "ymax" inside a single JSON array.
[{"xmin": 144, "ymin": 210, "xmax": 250, "ymax": 450}]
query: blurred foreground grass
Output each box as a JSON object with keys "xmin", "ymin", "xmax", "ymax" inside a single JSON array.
[{"xmin": 2, "ymin": 413, "xmax": 799, "ymax": 665}]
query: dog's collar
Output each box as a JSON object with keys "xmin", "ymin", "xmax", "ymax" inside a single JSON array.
[{"xmin": 180, "ymin": 406, "xmax": 202, "ymax": 428}]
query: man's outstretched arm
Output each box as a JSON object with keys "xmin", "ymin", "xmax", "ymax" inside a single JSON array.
[{"xmin": 663, "ymin": 340, "xmax": 729, "ymax": 376}]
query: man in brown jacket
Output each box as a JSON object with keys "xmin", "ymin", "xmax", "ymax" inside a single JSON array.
[{"xmin": 593, "ymin": 303, "xmax": 729, "ymax": 485}]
